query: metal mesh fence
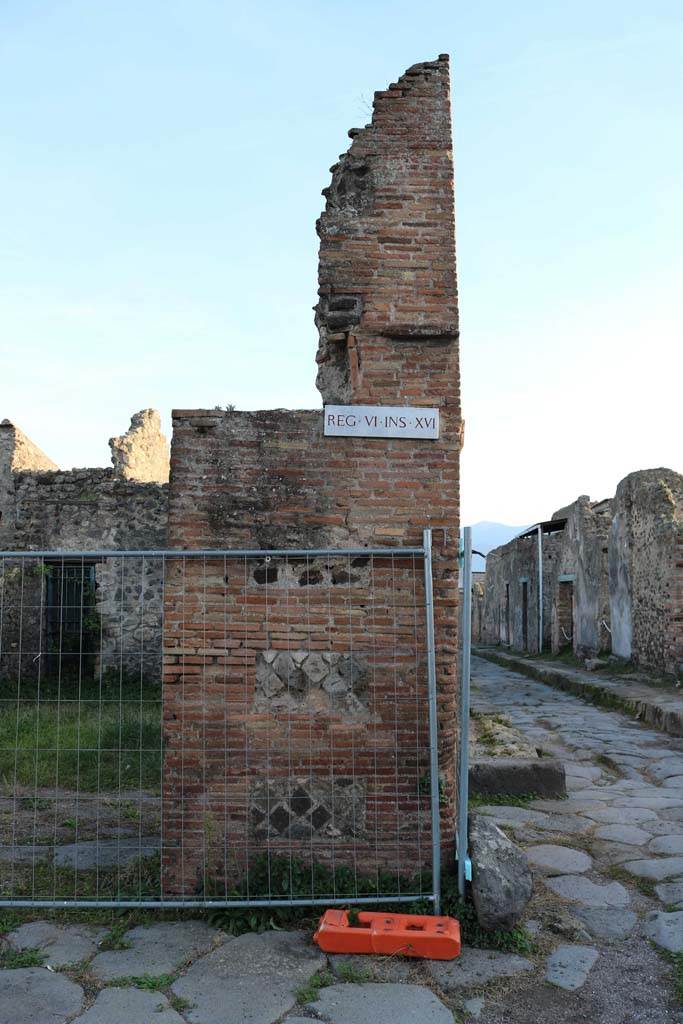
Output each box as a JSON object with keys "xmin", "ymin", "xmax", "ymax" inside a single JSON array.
[{"xmin": 0, "ymin": 541, "xmax": 440, "ymax": 909}]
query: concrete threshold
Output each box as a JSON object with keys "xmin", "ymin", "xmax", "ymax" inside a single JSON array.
[{"xmin": 474, "ymin": 647, "xmax": 683, "ymax": 738}]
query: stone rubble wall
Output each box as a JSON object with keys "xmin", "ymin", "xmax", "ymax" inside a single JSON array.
[
  {"xmin": 609, "ymin": 468, "xmax": 683, "ymax": 674},
  {"xmin": 0, "ymin": 414, "xmax": 169, "ymax": 682},
  {"xmin": 482, "ymin": 468, "xmax": 682, "ymax": 675},
  {"xmin": 109, "ymin": 409, "xmax": 170, "ymax": 484}
]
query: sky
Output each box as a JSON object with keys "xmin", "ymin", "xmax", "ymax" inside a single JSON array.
[{"xmin": 1, "ymin": 0, "xmax": 681, "ymax": 527}]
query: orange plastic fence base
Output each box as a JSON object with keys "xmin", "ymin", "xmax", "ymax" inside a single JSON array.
[{"xmin": 313, "ymin": 909, "xmax": 461, "ymax": 961}]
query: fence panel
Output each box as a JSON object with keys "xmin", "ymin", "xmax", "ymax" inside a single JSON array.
[{"xmin": 0, "ymin": 539, "xmax": 440, "ymax": 910}]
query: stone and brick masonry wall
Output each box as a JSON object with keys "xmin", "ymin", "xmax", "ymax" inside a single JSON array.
[
  {"xmin": 161, "ymin": 56, "xmax": 461, "ymax": 895},
  {"xmin": 0, "ymin": 416, "xmax": 168, "ymax": 680}
]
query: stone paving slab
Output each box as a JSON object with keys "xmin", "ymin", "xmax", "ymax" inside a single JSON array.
[
  {"xmin": 644, "ymin": 911, "xmax": 683, "ymax": 953},
  {"xmin": 624, "ymin": 857, "xmax": 683, "ymax": 881},
  {"xmin": 572, "ymin": 907, "xmax": 638, "ymax": 941},
  {"xmin": 582, "ymin": 806, "xmax": 658, "ymax": 825},
  {"xmin": 545, "ymin": 943, "xmax": 599, "ymax": 991},
  {"xmin": 650, "ymin": 835, "xmax": 683, "ymax": 855},
  {"xmin": 171, "ymin": 929, "xmax": 325, "ymax": 1024},
  {"xmin": 6, "ymin": 922, "xmax": 107, "ymax": 967},
  {"xmin": 311, "ymin": 982, "xmax": 454, "ymax": 1024},
  {"xmin": 72, "ymin": 987, "xmax": 185, "ymax": 1023},
  {"xmin": 655, "ymin": 881, "xmax": 683, "ymax": 907},
  {"xmin": 0, "ymin": 967, "xmax": 83, "ymax": 1024},
  {"xmin": 593, "ymin": 824, "xmax": 652, "ymax": 845},
  {"xmin": 544, "ymin": 874, "xmax": 631, "ymax": 907},
  {"xmin": 427, "ymin": 947, "xmax": 533, "ymax": 992},
  {"xmin": 89, "ymin": 920, "xmax": 222, "ymax": 980},
  {"xmin": 525, "ymin": 844, "xmax": 592, "ymax": 875}
]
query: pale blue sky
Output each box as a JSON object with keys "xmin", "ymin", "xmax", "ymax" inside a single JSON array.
[{"xmin": 1, "ymin": 1, "xmax": 681, "ymax": 524}]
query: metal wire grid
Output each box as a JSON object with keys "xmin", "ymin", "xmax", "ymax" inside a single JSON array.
[{"xmin": 0, "ymin": 535, "xmax": 441, "ymax": 910}]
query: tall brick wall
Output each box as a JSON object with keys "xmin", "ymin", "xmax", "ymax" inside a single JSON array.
[{"xmin": 162, "ymin": 56, "xmax": 461, "ymax": 895}]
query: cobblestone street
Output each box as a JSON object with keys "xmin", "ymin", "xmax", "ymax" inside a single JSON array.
[
  {"xmin": 2, "ymin": 655, "xmax": 683, "ymax": 1022},
  {"xmin": 470, "ymin": 655, "xmax": 683, "ymax": 1022}
]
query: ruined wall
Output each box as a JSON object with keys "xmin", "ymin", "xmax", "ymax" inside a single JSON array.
[
  {"xmin": 109, "ymin": 409, "xmax": 170, "ymax": 484},
  {"xmin": 162, "ymin": 56, "xmax": 460, "ymax": 894},
  {"xmin": 0, "ymin": 421, "xmax": 57, "ymax": 550},
  {"xmin": 481, "ymin": 497, "xmax": 612, "ymax": 658},
  {"xmin": 0, "ymin": 414, "xmax": 169, "ymax": 681},
  {"xmin": 549, "ymin": 499, "xmax": 612, "ymax": 657},
  {"xmin": 609, "ymin": 468, "xmax": 683, "ymax": 674}
]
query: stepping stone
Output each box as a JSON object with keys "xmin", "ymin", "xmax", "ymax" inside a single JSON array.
[
  {"xmin": 655, "ymin": 881, "xmax": 683, "ymax": 907},
  {"xmin": 525, "ymin": 844, "xmax": 592, "ymax": 875},
  {"xmin": 6, "ymin": 922, "xmax": 107, "ymax": 967},
  {"xmin": 623, "ymin": 858, "xmax": 683, "ymax": 881},
  {"xmin": 573, "ymin": 907, "xmax": 637, "ymax": 941},
  {"xmin": 0, "ymin": 967, "xmax": 83, "ymax": 1024},
  {"xmin": 311, "ymin": 982, "xmax": 453, "ymax": 1024},
  {"xmin": 544, "ymin": 875, "xmax": 630, "ymax": 907},
  {"xmin": 582, "ymin": 806, "xmax": 657, "ymax": 825},
  {"xmin": 71, "ymin": 987, "xmax": 184, "ymax": 1023},
  {"xmin": 662, "ymin": 777, "xmax": 683, "ymax": 789},
  {"xmin": 649, "ymin": 836, "xmax": 683, "ymax": 855},
  {"xmin": 545, "ymin": 944, "xmax": 599, "ymax": 991},
  {"xmin": 89, "ymin": 921, "xmax": 221, "ymax": 981},
  {"xmin": 428, "ymin": 947, "xmax": 533, "ymax": 991},
  {"xmin": 644, "ymin": 911, "xmax": 683, "ymax": 953},
  {"xmin": 171, "ymin": 930, "xmax": 324, "ymax": 1024},
  {"xmin": 593, "ymin": 824, "xmax": 652, "ymax": 846},
  {"xmin": 328, "ymin": 953, "xmax": 412, "ymax": 982}
]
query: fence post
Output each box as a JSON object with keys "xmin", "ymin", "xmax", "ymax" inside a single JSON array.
[
  {"xmin": 422, "ymin": 528, "xmax": 441, "ymax": 915},
  {"xmin": 457, "ymin": 526, "xmax": 472, "ymax": 896}
]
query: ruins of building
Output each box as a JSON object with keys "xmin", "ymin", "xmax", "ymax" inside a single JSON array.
[
  {"xmin": 161, "ymin": 55, "xmax": 461, "ymax": 893},
  {"xmin": 0, "ymin": 410, "xmax": 169, "ymax": 678},
  {"xmin": 481, "ymin": 469, "xmax": 683, "ymax": 676}
]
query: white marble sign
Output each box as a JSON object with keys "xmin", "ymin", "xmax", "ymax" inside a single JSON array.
[{"xmin": 324, "ymin": 405, "xmax": 439, "ymax": 440}]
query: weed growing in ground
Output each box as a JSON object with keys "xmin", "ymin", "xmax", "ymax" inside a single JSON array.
[
  {"xmin": 658, "ymin": 950, "xmax": 683, "ymax": 1004},
  {"xmin": 108, "ymin": 972, "xmax": 175, "ymax": 991},
  {"xmin": 98, "ymin": 919, "xmax": 132, "ymax": 950},
  {"xmin": 0, "ymin": 946, "xmax": 46, "ymax": 968},
  {"xmin": 295, "ymin": 969, "xmax": 333, "ymax": 1004},
  {"xmin": 605, "ymin": 864, "xmax": 656, "ymax": 898},
  {"xmin": 469, "ymin": 792, "xmax": 536, "ymax": 809},
  {"xmin": 335, "ymin": 962, "xmax": 371, "ymax": 983}
]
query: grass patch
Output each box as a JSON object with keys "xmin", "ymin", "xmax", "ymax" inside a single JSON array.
[
  {"xmin": 169, "ymin": 992, "xmax": 194, "ymax": 1012},
  {"xmin": 0, "ymin": 945, "xmax": 46, "ymax": 968},
  {"xmin": 336, "ymin": 962, "xmax": 371, "ymax": 983},
  {"xmin": 0, "ymin": 910, "xmax": 23, "ymax": 935},
  {"xmin": 98, "ymin": 919, "xmax": 132, "ymax": 950},
  {"xmin": 0, "ymin": 673, "xmax": 162, "ymax": 791},
  {"xmin": 469, "ymin": 792, "xmax": 537, "ymax": 809},
  {"xmin": 108, "ymin": 972, "xmax": 175, "ymax": 991},
  {"xmin": 661, "ymin": 951, "xmax": 683, "ymax": 1004},
  {"xmin": 606, "ymin": 864, "xmax": 656, "ymax": 897},
  {"xmin": 5, "ymin": 852, "xmax": 162, "ymax": 903},
  {"xmin": 295, "ymin": 969, "xmax": 333, "ymax": 1004}
]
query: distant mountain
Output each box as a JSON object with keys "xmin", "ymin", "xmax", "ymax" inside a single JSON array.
[{"xmin": 461, "ymin": 521, "xmax": 531, "ymax": 572}]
